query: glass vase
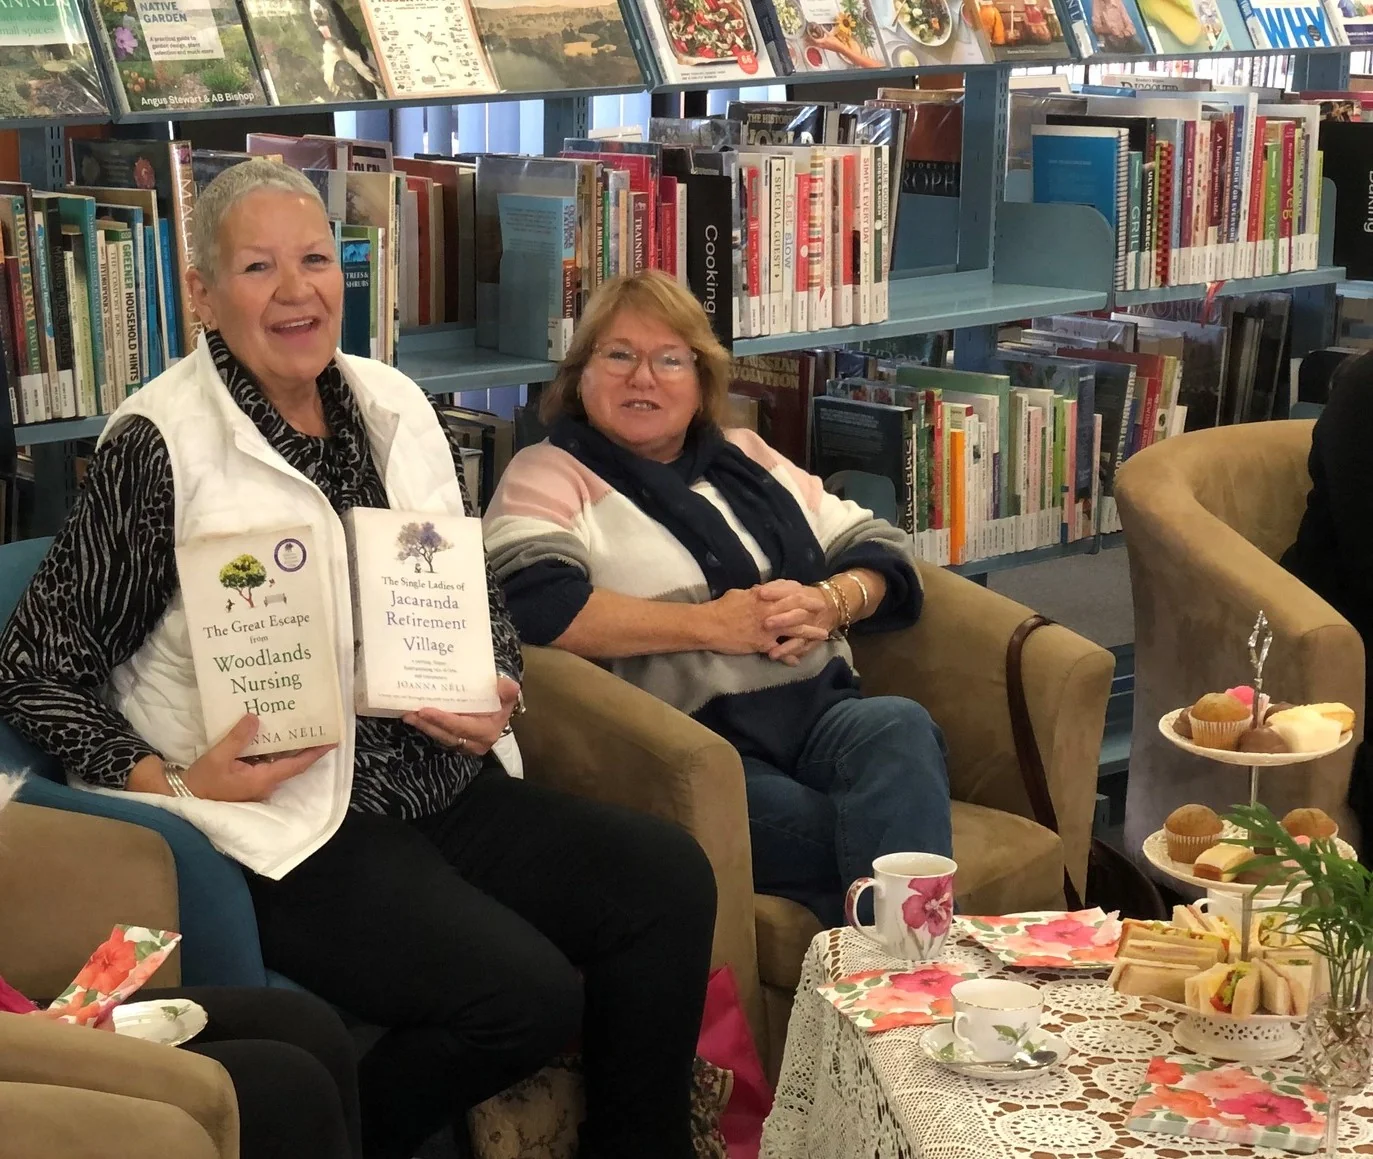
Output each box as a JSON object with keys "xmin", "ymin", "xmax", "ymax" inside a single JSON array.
[{"xmin": 1303, "ymin": 995, "xmax": 1373, "ymax": 1158}]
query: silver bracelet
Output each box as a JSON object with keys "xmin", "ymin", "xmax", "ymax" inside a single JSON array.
[
  {"xmin": 844, "ymin": 571, "xmax": 872, "ymax": 616},
  {"xmin": 163, "ymin": 764, "xmax": 196, "ymax": 799}
]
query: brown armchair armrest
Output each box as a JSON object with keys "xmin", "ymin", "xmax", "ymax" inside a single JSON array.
[
  {"xmin": 0, "ymin": 1014, "xmax": 238, "ymax": 1159},
  {"xmin": 512, "ymin": 645, "xmax": 764, "ymax": 1047},
  {"xmin": 851, "ymin": 563, "xmax": 1114, "ymax": 899},
  {"xmin": 0, "ymin": 804, "xmax": 180, "ymax": 999}
]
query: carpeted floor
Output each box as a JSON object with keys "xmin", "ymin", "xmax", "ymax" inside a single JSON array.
[{"xmin": 989, "ymin": 546, "xmax": 1134, "ymax": 650}]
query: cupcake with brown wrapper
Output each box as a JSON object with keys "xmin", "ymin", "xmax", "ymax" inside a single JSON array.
[
  {"xmin": 1188, "ymin": 693, "xmax": 1252, "ymax": 751},
  {"xmin": 1165, "ymin": 803, "xmax": 1223, "ymax": 864},
  {"xmin": 1281, "ymin": 807, "xmax": 1339, "ymax": 841}
]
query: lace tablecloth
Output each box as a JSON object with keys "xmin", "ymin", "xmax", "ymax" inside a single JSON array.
[{"xmin": 761, "ymin": 926, "xmax": 1373, "ymax": 1159}]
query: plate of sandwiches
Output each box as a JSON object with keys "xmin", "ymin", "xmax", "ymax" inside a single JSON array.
[
  {"xmin": 1109, "ymin": 908, "xmax": 1325, "ymax": 1021},
  {"xmin": 1141, "ymin": 828, "xmax": 1358, "ymax": 895}
]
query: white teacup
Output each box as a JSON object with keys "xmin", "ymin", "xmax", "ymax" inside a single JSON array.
[
  {"xmin": 844, "ymin": 852, "xmax": 957, "ymax": 962},
  {"xmin": 951, "ymin": 979, "xmax": 1042, "ymax": 1062}
]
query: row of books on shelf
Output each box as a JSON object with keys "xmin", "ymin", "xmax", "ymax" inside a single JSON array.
[
  {"xmin": 1028, "ymin": 89, "xmax": 1328, "ymax": 293},
  {"xmin": 4, "ymin": 0, "xmax": 1366, "ymax": 126},
  {"xmin": 0, "ymin": 131, "xmax": 430, "ymax": 425},
  {"xmin": 788, "ymin": 300, "xmax": 1293, "ymax": 566}
]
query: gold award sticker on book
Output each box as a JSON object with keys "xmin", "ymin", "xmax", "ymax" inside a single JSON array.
[{"xmin": 177, "ymin": 525, "xmax": 343, "ymax": 758}]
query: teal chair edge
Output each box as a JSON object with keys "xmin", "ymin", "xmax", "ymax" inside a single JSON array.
[{"xmin": 0, "ymin": 537, "xmax": 267, "ymax": 988}]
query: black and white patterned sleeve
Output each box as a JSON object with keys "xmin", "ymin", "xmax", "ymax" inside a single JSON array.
[
  {"xmin": 432, "ymin": 403, "xmax": 524, "ymax": 685},
  {"xmin": 0, "ymin": 418, "xmax": 179, "ymax": 787}
]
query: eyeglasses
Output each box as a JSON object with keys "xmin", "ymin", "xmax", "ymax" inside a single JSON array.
[{"xmin": 592, "ymin": 343, "xmax": 698, "ymax": 380}]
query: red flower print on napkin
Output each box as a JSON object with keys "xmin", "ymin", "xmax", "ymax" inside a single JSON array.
[
  {"xmin": 1146, "ymin": 1058, "xmax": 1186, "ymax": 1086},
  {"xmin": 73, "ymin": 928, "xmax": 137, "ymax": 996},
  {"xmin": 1214, "ymin": 1092, "xmax": 1314, "ymax": 1128},
  {"xmin": 890, "ymin": 967, "xmax": 960, "ymax": 1000},
  {"xmin": 902, "ymin": 875, "xmax": 953, "ymax": 937},
  {"xmin": 1133, "ymin": 1087, "xmax": 1217, "ymax": 1120},
  {"xmin": 1023, "ymin": 916, "xmax": 1101, "ymax": 947}
]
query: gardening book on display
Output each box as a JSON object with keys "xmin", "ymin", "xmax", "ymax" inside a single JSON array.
[
  {"xmin": 177, "ymin": 525, "xmax": 343, "ymax": 757},
  {"xmin": 343, "ymin": 507, "xmax": 500, "ymax": 717}
]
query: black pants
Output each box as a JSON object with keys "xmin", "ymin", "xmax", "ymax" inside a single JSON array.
[
  {"xmin": 135, "ymin": 987, "xmax": 360, "ymax": 1159},
  {"xmin": 247, "ymin": 768, "xmax": 718, "ymax": 1159}
]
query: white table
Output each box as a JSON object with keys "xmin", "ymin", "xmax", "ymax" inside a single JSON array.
[{"xmin": 761, "ymin": 927, "xmax": 1373, "ymax": 1159}]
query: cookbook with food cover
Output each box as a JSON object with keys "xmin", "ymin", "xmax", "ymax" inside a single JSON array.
[
  {"xmin": 177, "ymin": 525, "xmax": 343, "ymax": 757},
  {"xmin": 754, "ymin": 0, "xmax": 890, "ymax": 71},
  {"xmin": 1065, "ymin": 0, "xmax": 1151, "ymax": 51},
  {"xmin": 87, "ymin": 0, "xmax": 267, "ymax": 113},
  {"xmin": 343, "ymin": 508, "xmax": 500, "ymax": 717},
  {"xmin": 627, "ymin": 0, "xmax": 774, "ymax": 84},
  {"xmin": 1137, "ymin": 0, "xmax": 1257, "ymax": 50},
  {"xmin": 868, "ymin": 0, "xmax": 992, "ymax": 67},
  {"xmin": 975, "ymin": 0, "xmax": 1073, "ymax": 58}
]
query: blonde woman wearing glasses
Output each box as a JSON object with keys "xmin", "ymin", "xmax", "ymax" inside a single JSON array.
[{"xmin": 485, "ymin": 271, "xmax": 951, "ymax": 927}]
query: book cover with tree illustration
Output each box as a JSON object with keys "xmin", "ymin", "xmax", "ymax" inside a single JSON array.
[
  {"xmin": 0, "ymin": 0, "xmax": 107, "ymax": 117},
  {"xmin": 240, "ymin": 0, "xmax": 382, "ymax": 104},
  {"xmin": 343, "ymin": 507, "xmax": 500, "ymax": 717},
  {"xmin": 90, "ymin": 0, "xmax": 267, "ymax": 113},
  {"xmin": 176, "ymin": 524, "xmax": 343, "ymax": 757},
  {"xmin": 468, "ymin": 0, "xmax": 642, "ymax": 91}
]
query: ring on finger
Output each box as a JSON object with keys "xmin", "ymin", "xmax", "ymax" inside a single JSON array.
[{"xmin": 454, "ymin": 736, "xmax": 467, "ymax": 752}]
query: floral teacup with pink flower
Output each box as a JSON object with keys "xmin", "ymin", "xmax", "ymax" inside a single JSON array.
[{"xmin": 844, "ymin": 852, "xmax": 957, "ymax": 962}]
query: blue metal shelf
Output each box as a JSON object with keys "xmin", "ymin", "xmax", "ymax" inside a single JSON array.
[
  {"xmin": 11, "ymin": 415, "xmax": 110, "ymax": 446},
  {"xmin": 10, "ymin": 330, "xmax": 554, "ymax": 445},
  {"xmin": 734, "ymin": 271, "xmax": 1108, "ymax": 358},
  {"xmin": 1114, "ymin": 266, "xmax": 1345, "ymax": 307}
]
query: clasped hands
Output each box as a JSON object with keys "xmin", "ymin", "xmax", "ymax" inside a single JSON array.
[
  {"xmin": 173, "ymin": 676, "xmax": 522, "ymax": 802},
  {"xmin": 709, "ymin": 579, "xmax": 839, "ymax": 666}
]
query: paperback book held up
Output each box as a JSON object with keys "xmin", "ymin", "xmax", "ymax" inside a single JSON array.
[
  {"xmin": 178, "ymin": 525, "xmax": 343, "ymax": 758},
  {"xmin": 344, "ymin": 507, "xmax": 500, "ymax": 717}
]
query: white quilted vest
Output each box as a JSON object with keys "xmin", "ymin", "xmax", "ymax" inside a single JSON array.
[{"xmin": 82, "ymin": 334, "xmax": 466, "ymax": 878}]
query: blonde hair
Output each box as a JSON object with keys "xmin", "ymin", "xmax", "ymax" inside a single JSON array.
[{"xmin": 541, "ymin": 270, "xmax": 731, "ymax": 428}]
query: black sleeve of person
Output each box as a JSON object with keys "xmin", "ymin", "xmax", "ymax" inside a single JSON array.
[
  {"xmin": 0, "ymin": 417, "xmax": 177, "ymax": 787},
  {"xmin": 828, "ymin": 541, "xmax": 923, "ymax": 635},
  {"xmin": 1313, "ymin": 356, "xmax": 1373, "ymax": 613}
]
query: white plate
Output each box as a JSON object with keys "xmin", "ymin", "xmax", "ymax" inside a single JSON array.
[
  {"xmin": 112, "ymin": 998, "xmax": 207, "ymax": 1048},
  {"xmin": 920, "ymin": 1024, "xmax": 1072, "ymax": 1081},
  {"xmin": 1159, "ymin": 709, "xmax": 1351, "ymax": 766},
  {"xmin": 1141, "ymin": 827, "xmax": 1358, "ymax": 894}
]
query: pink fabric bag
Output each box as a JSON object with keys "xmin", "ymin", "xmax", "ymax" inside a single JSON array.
[
  {"xmin": 696, "ymin": 966, "xmax": 772, "ymax": 1159},
  {"xmin": 0, "ymin": 974, "xmax": 36, "ymax": 1015}
]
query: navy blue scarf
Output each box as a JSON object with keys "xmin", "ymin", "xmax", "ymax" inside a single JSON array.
[{"xmin": 549, "ymin": 418, "xmax": 826, "ymax": 598}]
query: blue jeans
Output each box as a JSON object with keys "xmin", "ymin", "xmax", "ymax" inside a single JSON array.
[{"xmin": 742, "ymin": 696, "xmax": 952, "ymax": 929}]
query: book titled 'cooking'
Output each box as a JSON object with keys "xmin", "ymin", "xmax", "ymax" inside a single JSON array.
[
  {"xmin": 177, "ymin": 525, "xmax": 343, "ymax": 757},
  {"xmin": 343, "ymin": 507, "xmax": 501, "ymax": 717}
]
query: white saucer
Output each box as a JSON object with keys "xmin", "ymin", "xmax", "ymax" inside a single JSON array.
[
  {"xmin": 920, "ymin": 1024, "xmax": 1071, "ymax": 1080},
  {"xmin": 112, "ymin": 998, "xmax": 207, "ymax": 1048}
]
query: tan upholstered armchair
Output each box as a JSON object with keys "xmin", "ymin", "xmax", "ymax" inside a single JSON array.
[
  {"xmin": 0, "ymin": 804, "xmax": 240, "ymax": 1159},
  {"xmin": 1115, "ymin": 421, "xmax": 1364, "ymax": 865},
  {"xmin": 514, "ymin": 561, "xmax": 1114, "ymax": 1077}
]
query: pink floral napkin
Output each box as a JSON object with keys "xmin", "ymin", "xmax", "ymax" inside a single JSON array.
[
  {"xmin": 1127, "ymin": 1056, "xmax": 1329, "ymax": 1154},
  {"xmin": 815, "ymin": 963, "xmax": 983, "ymax": 1033},
  {"xmin": 45, "ymin": 925, "xmax": 181, "ymax": 1028},
  {"xmin": 958, "ymin": 908, "xmax": 1122, "ymax": 969}
]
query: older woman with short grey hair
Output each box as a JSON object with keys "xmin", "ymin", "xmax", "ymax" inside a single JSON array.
[{"xmin": 0, "ymin": 158, "xmax": 715, "ymax": 1159}]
